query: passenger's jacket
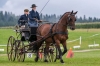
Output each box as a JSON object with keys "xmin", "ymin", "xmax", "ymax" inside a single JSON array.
[{"xmin": 18, "ymin": 14, "xmax": 29, "ymax": 26}]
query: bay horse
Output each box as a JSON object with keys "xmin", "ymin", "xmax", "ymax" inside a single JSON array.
[{"xmin": 34, "ymin": 11, "xmax": 77, "ymax": 63}]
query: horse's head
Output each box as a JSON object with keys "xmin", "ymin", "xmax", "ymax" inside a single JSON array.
[{"xmin": 67, "ymin": 11, "xmax": 77, "ymax": 30}]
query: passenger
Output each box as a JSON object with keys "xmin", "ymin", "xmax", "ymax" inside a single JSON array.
[
  {"xmin": 18, "ymin": 9, "xmax": 29, "ymax": 40},
  {"xmin": 18, "ymin": 9, "xmax": 29, "ymax": 27}
]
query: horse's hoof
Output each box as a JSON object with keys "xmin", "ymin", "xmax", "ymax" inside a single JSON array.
[
  {"xmin": 35, "ymin": 57, "xmax": 38, "ymax": 62},
  {"xmin": 60, "ymin": 60, "xmax": 64, "ymax": 63},
  {"xmin": 62, "ymin": 63, "xmax": 65, "ymax": 64},
  {"xmin": 54, "ymin": 59, "xmax": 56, "ymax": 62},
  {"xmin": 56, "ymin": 55, "xmax": 60, "ymax": 59},
  {"xmin": 44, "ymin": 60, "xmax": 48, "ymax": 62}
]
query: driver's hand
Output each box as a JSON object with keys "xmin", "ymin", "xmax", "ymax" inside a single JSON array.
[
  {"xmin": 38, "ymin": 20, "xmax": 43, "ymax": 22},
  {"xmin": 20, "ymin": 20, "xmax": 24, "ymax": 22},
  {"xmin": 33, "ymin": 18, "xmax": 38, "ymax": 22},
  {"xmin": 18, "ymin": 23, "xmax": 21, "ymax": 27}
]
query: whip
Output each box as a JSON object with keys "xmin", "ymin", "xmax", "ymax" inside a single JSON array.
[{"xmin": 40, "ymin": 0, "xmax": 51, "ymax": 14}]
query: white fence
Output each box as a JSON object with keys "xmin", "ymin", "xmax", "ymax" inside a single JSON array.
[{"xmin": 67, "ymin": 33, "xmax": 100, "ymax": 49}]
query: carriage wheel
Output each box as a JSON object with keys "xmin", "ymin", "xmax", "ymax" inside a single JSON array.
[
  {"xmin": 15, "ymin": 40, "xmax": 25, "ymax": 62},
  {"xmin": 47, "ymin": 45, "xmax": 56, "ymax": 62},
  {"xmin": 7, "ymin": 36, "xmax": 16, "ymax": 61}
]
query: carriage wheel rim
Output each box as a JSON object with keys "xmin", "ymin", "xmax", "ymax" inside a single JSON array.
[{"xmin": 7, "ymin": 36, "xmax": 16, "ymax": 61}]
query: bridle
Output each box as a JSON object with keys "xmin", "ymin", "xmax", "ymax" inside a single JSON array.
[
  {"xmin": 67, "ymin": 14, "xmax": 76, "ymax": 27},
  {"xmin": 57, "ymin": 12, "xmax": 75, "ymax": 27}
]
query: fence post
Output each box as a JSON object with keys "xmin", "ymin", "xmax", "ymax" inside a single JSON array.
[{"xmin": 80, "ymin": 36, "xmax": 82, "ymax": 45}]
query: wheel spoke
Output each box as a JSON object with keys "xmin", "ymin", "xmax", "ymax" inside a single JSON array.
[
  {"xmin": 16, "ymin": 40, "xmax": 25, "ymax": 62},
  {"xmin": 47, "ymin": 45, "xmax": 56, "ymax": 62}
]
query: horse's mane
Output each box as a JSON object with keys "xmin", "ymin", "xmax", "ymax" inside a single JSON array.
[{"xmin": 60, "ymin": 12, "xmax": 70, "ymax": 20}]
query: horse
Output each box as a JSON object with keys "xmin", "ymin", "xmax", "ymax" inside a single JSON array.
[{"xmin": 34, "ymin": 10, "xmax": 77, "ymax": 63}]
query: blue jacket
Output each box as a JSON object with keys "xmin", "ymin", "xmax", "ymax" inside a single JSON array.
[
  {"xmin": 18, "ymin": 14, "xmax": 29, "ymax": 26},
  {"xmin": 29, "ymin": 10, "xmax": 40, "ymax": 22}
]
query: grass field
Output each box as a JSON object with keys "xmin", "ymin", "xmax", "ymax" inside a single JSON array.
[
  {"xmin": 0, "ymin": 50, "xmax": 100, "ymax": 66},
  {"xmin": 0, "ymin": 28, "xmax": 100, "ymax": 66}
]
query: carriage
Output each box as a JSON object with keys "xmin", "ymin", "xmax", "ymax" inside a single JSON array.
[
  {"xmin": 7, "ymin": 11, "xmax": 77, "ymax": 63},
  {"xmin": 7, "ymin": 21, "xmax": 59, "ymax": 62}
]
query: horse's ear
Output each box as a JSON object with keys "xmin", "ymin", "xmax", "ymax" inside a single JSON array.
[
  {"xmin": 71, "ymin": 10, "xmax": 73, "ymax": 14},
  {"xmin": 74, "ymin": 11, "xmax": 78, "ymax": 14}
]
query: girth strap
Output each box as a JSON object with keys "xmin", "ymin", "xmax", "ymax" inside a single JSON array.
[
  {"xmin": 50, "ymin": 23, "xmax": 56, "ymax": 33},
  {"xmin": 50, "ymin": 23, "xmax": 56, "ymax": 43}
]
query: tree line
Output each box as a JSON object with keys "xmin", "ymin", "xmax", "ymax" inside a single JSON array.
[
  {"xmin": 0, "ymin": 11, "xmax": 100, "ymax": 28},
  {"xmin": 41, "ymin": 14, "xmax": 100, "ymax": 23},
  {"xmin": 0, "ymin": 11, "xmax": 19, "ymax": 27}
]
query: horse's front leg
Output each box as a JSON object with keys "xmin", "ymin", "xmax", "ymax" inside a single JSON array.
[
  {"xmin": 62, "ymin": 41, "xmax": 67, "ymax": 56},
  {"xmin": 55, "ymin": 40, "xmax": 64, "ymax": 63}
]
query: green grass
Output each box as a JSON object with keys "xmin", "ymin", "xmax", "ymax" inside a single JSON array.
[
  {"xmin": 0, "ymin": 29, "xmax": 100, "ymax": 50},
  {"xmin": 0, "ymin": 29, "xmax": 16, "ymax": 44},
  {"xmin": 0, "ymin": 28, "xmax": 100, "ymax": 66},
  {"xmin": 0, "ymin": 50, "xmax": 100, "ymax": 66}
]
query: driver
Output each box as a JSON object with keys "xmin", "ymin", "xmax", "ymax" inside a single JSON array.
[{"xmin": 28, "ymin": 4, "xmax": 42, "ymax": 27}]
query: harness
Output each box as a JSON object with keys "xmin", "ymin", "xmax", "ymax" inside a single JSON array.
[
  {"xmin": 49, "ymin": 23, "xmax": 68, "ymax": 43},
  {"xmin": 37, "ymin": 12, "xmax": 74, "ymax": 44}
]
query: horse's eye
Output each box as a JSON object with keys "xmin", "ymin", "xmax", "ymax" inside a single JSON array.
[{"xmin": 70, "ymin": 18, "xmax": 72, "ymax": 21}]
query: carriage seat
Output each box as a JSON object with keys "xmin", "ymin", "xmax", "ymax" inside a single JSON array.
[
  {"xmin": 19, "ymin": 25, "xmax": 30, "ymax": 32},
  {"xmin": 20, "ymin": 28, "xmax": 30, "ymax": 32},
  {"xmin": 19, "ymin": 25, "xmax": 30, "ymax": 41}
]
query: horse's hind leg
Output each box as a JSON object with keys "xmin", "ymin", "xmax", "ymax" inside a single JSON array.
[
  {"xmin": 44, "ymin": 43, "xmax": 50, "ymax": 62},
  {"xmin": 55, "ymin": 40, "xmax": 64, "ymax": 63},
  {"xmin": 35, "ymin": 50, "xmax": 39, "ymax": 62},
  {"xmin": 34, "ymin": 41, "xmax": 43, "ymax": 62},
  {"xmin": 62, "ymin": 41, "xmax": 67, "ymax": 56}
]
